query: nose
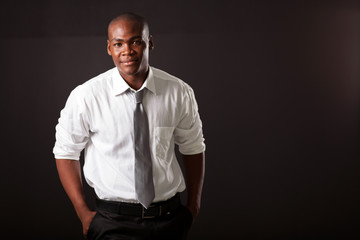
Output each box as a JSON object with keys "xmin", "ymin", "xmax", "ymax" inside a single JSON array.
[{"xmin": 121, "ymin": 43, "xmax": 133, "ymax": 55}]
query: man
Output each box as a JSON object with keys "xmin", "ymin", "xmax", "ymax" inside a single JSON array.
[{"xmin": 53, "ymin": 12, "xmax": 205, "ymax": 240}]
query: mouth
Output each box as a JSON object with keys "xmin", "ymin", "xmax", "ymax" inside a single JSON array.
[{"xmin": 121, "ymin": 59, "xmax": 138, "ymax": 66}]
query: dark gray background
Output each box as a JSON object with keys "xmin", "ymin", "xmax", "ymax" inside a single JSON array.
[{"xmin": 1, "ymin": 0, "xmax": 359, "ymax": 239}]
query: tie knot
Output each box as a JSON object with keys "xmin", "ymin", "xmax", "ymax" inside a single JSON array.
[{"xmin": 134, "ymin": 90, "xmax": 144, "ymax": 103}]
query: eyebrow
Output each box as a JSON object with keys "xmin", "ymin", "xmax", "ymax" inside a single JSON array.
[{"xmin": 109, "ymin": 36, "xmax": 142, "ymax": 42}]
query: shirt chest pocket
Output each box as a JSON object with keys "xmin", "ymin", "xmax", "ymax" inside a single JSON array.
[{"xmin": 154, "ymin": 127, "xmax": 175, "ymax": 162}]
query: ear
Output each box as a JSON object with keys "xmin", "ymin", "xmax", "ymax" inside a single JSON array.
[
  {"xmin": 149, "ymin": 35, "xmax": 154, "ymax": 50},
  {"xmin": 107, "ymin": 40, "xmax": 112, "ymax": 55}
]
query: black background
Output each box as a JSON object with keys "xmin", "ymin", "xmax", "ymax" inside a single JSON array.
[{"xmin": 1, "ymin": 0, "xmax": 359, "ymax": 239}]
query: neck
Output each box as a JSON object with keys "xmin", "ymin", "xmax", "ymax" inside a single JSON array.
[{"xmin": 120, "ymin": 69, "xmax": 149, "ymax": 91}]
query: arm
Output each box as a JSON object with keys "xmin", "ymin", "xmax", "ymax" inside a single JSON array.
[
  {"xmin": 56, "ymin": 159, "xmax": 96, "ymax": 237},
  {"xmin": 182, "ymin": 152, "xmax": 205, "ymax": 220}
]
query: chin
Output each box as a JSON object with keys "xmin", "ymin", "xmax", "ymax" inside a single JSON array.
[
  {"xmin": 122, "ymin": 70, "xmax": 139, "ymax": 76},
  {"xmin": 117, "ymin": 66, "xmax": 138, "ymax": 75}
]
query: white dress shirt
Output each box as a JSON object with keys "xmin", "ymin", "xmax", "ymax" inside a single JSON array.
[{"xmin": 53, "ymin": 67, "xmax": 205, "ymax": 203}]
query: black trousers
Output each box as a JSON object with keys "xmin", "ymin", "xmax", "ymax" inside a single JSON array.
[{"xmin": 87, "ymin": 205, "xmax": 193, "ymax": 240}]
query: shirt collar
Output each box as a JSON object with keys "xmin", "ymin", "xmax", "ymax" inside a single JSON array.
[{"xmin": 112, "ymin": 67, "xmax": 157, "ymax": 96}]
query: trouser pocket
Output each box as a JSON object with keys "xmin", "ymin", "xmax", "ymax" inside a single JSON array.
[
  {"xmin": 181, "ymin": 205, "xmax": 193, "ymax": 229},
  {"xmin": 86, "ymin": 212, "xmax": 99, "ymax": 240}
]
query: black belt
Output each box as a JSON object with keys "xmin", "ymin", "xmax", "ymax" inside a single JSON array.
[{"xmin": 96, "ymin": 193, "xmax": 181, "ymax": 219}]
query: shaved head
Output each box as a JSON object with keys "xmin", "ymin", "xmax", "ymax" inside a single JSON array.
[
  {"xmin": 106, "ymin": 12, "xmax": 154, "ymax": 87},
  {"xmin": 108, "ymin": 12, "xmax": 149, "ymax": 40}
]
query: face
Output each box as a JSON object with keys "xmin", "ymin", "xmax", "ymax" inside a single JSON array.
[{"xmin": 107, "ymin": 19, "xmax": 153, "ymax": 82}]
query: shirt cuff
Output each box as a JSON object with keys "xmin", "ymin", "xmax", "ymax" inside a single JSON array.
[{"xmin": 178, "ymin": 141, "xmax": 206, "ymax": 155}]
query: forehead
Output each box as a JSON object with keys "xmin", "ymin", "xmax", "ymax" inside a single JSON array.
[{"xmin": 108, "ymin": 19, "xmax": 146, "ymax": 40}]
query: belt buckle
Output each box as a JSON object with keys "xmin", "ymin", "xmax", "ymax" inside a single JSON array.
[{"xmin": 142, "ymin": 205, "xmax": 161, "ymax": 219}]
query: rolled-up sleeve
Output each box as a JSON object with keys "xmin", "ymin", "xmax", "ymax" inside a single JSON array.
[
  {"xmin": 174, "ymin": 85, "xmax": 206, "ymax": 155},
  {"xmin": 53, "ymin": 87, "xmax": 90, "ymax": 160}
]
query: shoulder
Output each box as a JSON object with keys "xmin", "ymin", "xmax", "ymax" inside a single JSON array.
[
  {"xmin": 70, "ymin": 68, "xmax": 114, "ymax": 101},
  {"xmin": 151, "ymin": 67, "xmax": 193, "ymax": 93}
]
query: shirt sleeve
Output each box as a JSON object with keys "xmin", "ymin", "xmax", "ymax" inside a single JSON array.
[
  {"xmin": 53, "ymin": 86, "xmax": 90, "ymax": 160},
  {"xmin": 174, "ymin": 84, "xmax": 206, "ymax": 155}
]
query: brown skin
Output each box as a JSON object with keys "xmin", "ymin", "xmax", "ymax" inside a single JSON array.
[
  {"xmin": 182, "ymin": 153, "xmax": 205, "ymax": 219},
  {"xmin": 56, "ymin": 159, "xmax": 96, "ymax": 238},
  {"xmin": 107, "ymin": 18, "xmax": 153, "ymax": 90},
  {"xmin": 56, "ymin": 16, "xmax": 205, "ymax": 238}
]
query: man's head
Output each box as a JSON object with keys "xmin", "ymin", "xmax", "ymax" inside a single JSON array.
[{"xmin": 107, "ymin": 13, "xmax": 153, "ymax": 84}]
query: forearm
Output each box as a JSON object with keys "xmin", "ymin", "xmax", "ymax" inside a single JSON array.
[
  {"xmin": 182, "ymin": 152, "xmax": 205, "ymax": 218},
  {"xmin": 55, "ymin": 159, "xmax": 90, "ymax": 219}
]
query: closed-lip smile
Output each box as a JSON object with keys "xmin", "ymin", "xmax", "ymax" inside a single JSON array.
[{"xmin": 121, "ymin": 59, "xmax": 138, "ymax": 65}]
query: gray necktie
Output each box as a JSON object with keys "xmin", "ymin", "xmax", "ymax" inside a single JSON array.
[{"xmin": 133, "ymin": 89, "xmax": 155, "ymax": 208}]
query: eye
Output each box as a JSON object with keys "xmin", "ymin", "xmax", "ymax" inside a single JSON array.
[
  {"xmin": 114, "ymin": 42, "xmax": 122, "ymax": 48},
  {"xmin": 132, "ymin": 40, "xmax": 142, "ymax": 46}
]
